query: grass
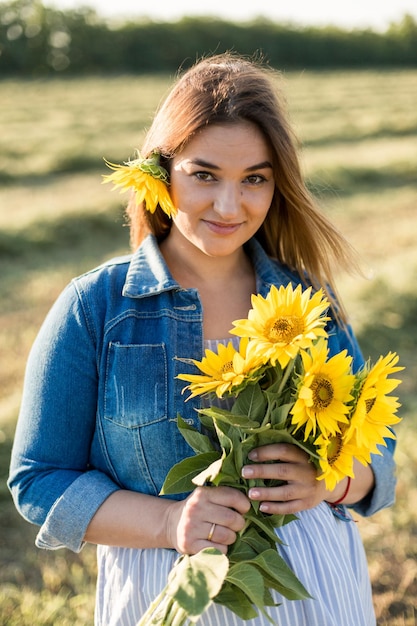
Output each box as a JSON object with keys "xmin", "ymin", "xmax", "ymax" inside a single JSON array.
[{"xmin": 1, "ymin": 69, "xmax": 417, "ymax": 625}]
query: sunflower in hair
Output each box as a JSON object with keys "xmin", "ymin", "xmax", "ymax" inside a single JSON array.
[{"xmin": 103, "ymin": 152, "xmax": 177, "ymax": 217}]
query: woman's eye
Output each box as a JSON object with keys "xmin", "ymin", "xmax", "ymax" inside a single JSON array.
[
  {"xmin": 246, "ymin": 174, "xmax": 265, "ymax": 184},
  {"xmin": 194, "ymin": 171, "xmax": 215, "ymax": 181}
]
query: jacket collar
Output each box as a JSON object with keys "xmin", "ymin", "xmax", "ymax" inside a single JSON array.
[
  {"xmin": 122, "ymin": 234, "xmax": 178, "ymax": 298},
  {"xmin": 122, "ymin": 234, "xmax": 299, "ymax": 299}
]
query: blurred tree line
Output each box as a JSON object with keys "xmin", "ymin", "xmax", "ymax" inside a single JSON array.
[{"xmin": 1, "ymin": 0, "xmax": 416, "ymax": 75}]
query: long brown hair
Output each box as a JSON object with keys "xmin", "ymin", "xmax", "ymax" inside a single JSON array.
[{"xmin": 126, "ymin": 52, "xmax": 359, "ymax": 321}]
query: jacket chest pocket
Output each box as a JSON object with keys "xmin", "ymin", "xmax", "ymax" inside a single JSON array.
[{"xmin": 104, "ymin": 342, "xmax": 167, "ymax": 427}]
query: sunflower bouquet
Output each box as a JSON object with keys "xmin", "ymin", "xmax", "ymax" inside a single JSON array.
[{"xmin": 138, "ymin": 283, "xmax": 403, "ymax": 625}]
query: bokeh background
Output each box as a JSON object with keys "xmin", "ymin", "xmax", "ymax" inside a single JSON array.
[{"xmin": 1, "ymin": 1, "xmax": 416, "ymax": 624}]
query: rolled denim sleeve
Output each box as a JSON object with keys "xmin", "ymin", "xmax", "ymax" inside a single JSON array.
[
  {"xmin": 35, "ymin": 470, "xmax": 119, "ymax": 552},
  {"xmin": 8, "ymin": 281, "xmax": 120, "ymax": 552}
]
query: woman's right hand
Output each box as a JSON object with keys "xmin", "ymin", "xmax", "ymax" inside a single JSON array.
[{"xmin": 165, "ymin": 486, "xmax": 251, "ymax": 555}]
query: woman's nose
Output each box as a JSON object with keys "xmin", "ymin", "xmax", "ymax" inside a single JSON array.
[{"xmin": 213, "ymin": 183, "xmax": 241, "ymax": 219}]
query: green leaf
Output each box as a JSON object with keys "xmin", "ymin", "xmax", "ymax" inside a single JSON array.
[
  {"xmin": 160, "ymin": 451, "xmax": 220, "ymax": 495},
  {"xmin": 217, "ymin": 456, "xmax": 240, "ymax": 485},
  {"xmin": 214, "ymin": 581, "xmax": 259, "ymax": 620},
  {"xmin": 240, "ymin": 433, "xmax": 261, "ymax": 464},
  {"xmin": 227, "ymin": 534, "xmax": 259, "ymax": 563},
  {"xmin": 240, "ymin": 525, "xmax": 273, "ymax": 554},
  {"xmin": 200, "ymin": 405, "xmax": 260, "ymax": 430},
  {"xmin": 167, "ymin": 549, "xmax": 229, "ymax": 618},
  {"xmin": 192, "ymin": 457, "xmax": 224, "ymax": 486},
  {"xmin": 198, "ymin": 412, "xmax": 215, "ymax": 432},
  {"xmin": 213, "ymin": 419, "xmax": 235, "ymax": 453},
  {"xmin": 177, "ymin": 415, "xmax": 215, "ymax": 454},
  {"xmin": 187, "ymin": 438, "xmax": 242, "ymax": 489},
  {"xmin": 267, "ymin": 401, "xmax": 293, "ymax": 428},
  {"xmin": 263, "ymin": 586, "xmax": 278, "ymax": 607},
  {"xmin": 226, "ymin": 563, "xmax": 265, "ymax": 606},
  {"xmin": 250, "ymin": 549, "xmax": 312, "ymax": 600},
  {"xmin": 213, "ymin": 423, "xmax": 242, "ymax": 484},
  {"xmin": 226, "ymin": 563, "xmax": 275, "ymax": 623},
  {"xmin": 267, "ymin": 512, "xmax": 298, "ymax": 528},
  {"xmin": 244, "ymin": 508, "xmax": 285, "ymax": 545},
  {"xmin": 232, "ymin": 383, "xmax": 267, "ymax": 421},
  {"xmin": 255, "ymin": 428, "xmax": 301, "ymax": 447},
  {"xmin": 253, "ymin": 428, "xmax": 320, "ymax": 460},
  {"xmin": 235, "ymin": 421, "xmax": 274, "ymax": 435}
]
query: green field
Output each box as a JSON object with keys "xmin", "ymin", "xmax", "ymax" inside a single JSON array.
[{"xmin": 1, "ymin": 70, "xmax": 417, "ymax": 625}]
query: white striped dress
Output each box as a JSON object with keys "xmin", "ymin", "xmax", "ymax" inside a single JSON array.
[
  {"xmin": 94, "ymin": 339, "xmax": 376, "ymax": 626},
  {"xmin": 95, "ymin": 504, "xmax": 375, "ymax": 625}
]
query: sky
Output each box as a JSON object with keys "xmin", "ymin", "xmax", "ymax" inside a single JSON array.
[{"xmin": 42, "ymin": 0, "xmax": 416, "ymax": 31}]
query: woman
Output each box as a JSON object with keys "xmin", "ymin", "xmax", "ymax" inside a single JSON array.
[{"xmin": 9, "ymin": 53, "xmax": 397, "ymax": 625}]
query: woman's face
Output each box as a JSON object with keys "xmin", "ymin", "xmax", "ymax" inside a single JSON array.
[{"xmin": 167, "ymin": 121, "xmax": 275, "ymax": 260}]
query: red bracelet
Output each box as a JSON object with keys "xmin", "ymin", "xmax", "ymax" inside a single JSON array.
[{"xmin": 331, "ymin": 476, "xmax": 351, "ymax": 505}]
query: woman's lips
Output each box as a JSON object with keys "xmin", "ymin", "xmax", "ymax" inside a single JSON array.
[{"xmin": 204, "ymin": 220, "xmax": 242, "ymax": 235}]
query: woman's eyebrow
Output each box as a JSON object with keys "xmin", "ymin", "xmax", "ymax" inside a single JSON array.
[
  {"xmin": 188, "ymin": 158, "xmax": 220, "ymax": 169},
  {"xmin": 246, "ymin": 161, "xmax": 273, "ymax": 172},
  {"xmin": 189, "ymin": 158, "xmax": 273, "ymax": 171}
]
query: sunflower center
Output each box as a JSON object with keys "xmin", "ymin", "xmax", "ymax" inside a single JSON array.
[
  {"xmin": 268, "ymin": 315, "xmax": 304, "ymax": 343},
  {"xmin": 220, "ymin": 361, "xmax": 234, "ymax": 374},
  {"xmin": 311, "ymin": 376, "xmax": 334, "ymax": 409},
  {"xmin": 327, "ymin": 434, "xmax": 343, "ymax": 464},
  {"xmin": 365, "ymin": 396, "xmax": 376, "ymax": 413}
]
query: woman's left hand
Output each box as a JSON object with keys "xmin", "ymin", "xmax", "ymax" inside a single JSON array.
[{"xmin": 241, "ymin": 443, "xmax": 329, "ymax": 515}]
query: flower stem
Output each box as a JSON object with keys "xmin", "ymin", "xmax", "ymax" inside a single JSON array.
[{"xmin": 277, "ymin": 360, "xmax": 296, "ymax": 396}]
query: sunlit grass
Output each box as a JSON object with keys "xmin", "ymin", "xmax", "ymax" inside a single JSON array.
[
  {"xmin": 0, "ymin": 75, "xmax": 170, "ymax": 178},
  {"xmin": 287, "ymin": 69, "xmax": 417, "ymax": 144},
  {"xmin": 0, "ymin": 174, "xmax": 114, "ymax": 230}
]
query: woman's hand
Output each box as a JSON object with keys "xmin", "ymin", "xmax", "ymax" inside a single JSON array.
[
  {"xmin": 241, "ymin": 443, "xmax": 375, "ymax": 515},
  {"xmin": 166, "ymin": 486, "xmax": 251, "ymax": 555},
  {"xmin": 241, "ymin": 443, "xmax": 330, "ymax": 515}
]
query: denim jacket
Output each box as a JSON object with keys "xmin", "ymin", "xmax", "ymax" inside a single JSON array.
[{"xmin": 8, "ymin": 234, "xmax": 397, "ymax": 552}]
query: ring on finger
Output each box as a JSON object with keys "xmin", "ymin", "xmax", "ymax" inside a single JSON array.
[{"xmin": 207, "ymin": 522, "xmax": 216, "ymax": 541}]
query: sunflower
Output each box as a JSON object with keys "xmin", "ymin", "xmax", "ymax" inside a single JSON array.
[
  {"xmin": 177, "ymin": 338, "xmax": 262, "ymax": 399},
  {"xmin": 290, "ymin": 339, "xmax": 355, "ymax": 440},
  {"xmin": 314, "ymin": 429, "xmax": 358, "ymax": 491},
  {"xmin": 102, "ymin": 154, "xmax": 177, "ymax": 218},
  {"xmin": 230, "ymin": 283, "xmax": 330, "ymax": 369},
  {"xmin": 346, "ymin": 352, "xmax": 403, "ymax": 453}
]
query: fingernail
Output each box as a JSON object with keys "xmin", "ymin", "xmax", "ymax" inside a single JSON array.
[
  {"xmin": 260, "ymin": 503, "xmax": 270, "ymax": 513},
  {"xmin": 248, "ymin": 450, "xmax": 258, "ymax": 460},
  {"xmin": 242, "ymin": 466, "xmax": 254, "ymax": 478},
  {"xmin": 249, "ymin": 488, "xmax": 261, "ymax": 499}
]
